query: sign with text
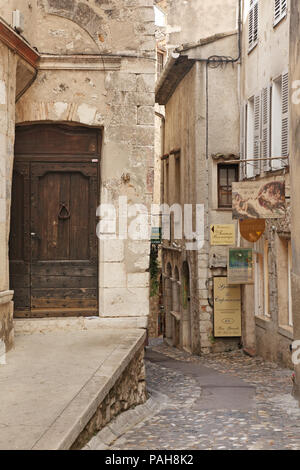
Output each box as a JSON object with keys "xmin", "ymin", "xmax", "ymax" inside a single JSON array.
[
  {"xmin": 232, "ymin": 179, "xmax": 285, "ymax": 219},
  {"xmin": 227, "ymin": 247, "xmax": 254, "ymax": 285},
  {"xmin": 210, "ymin": 224, "xmax": 236, "ymax": 246},
  {"xmin": 214, "ymin": 277, "xmax": 242, "ymax": 337}
]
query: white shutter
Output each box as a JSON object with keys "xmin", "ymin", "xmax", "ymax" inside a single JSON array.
[
  {"xmin": 281, "ymin": 71, "xmax": 289, "ymax": 160},
  {"xmin": 253, "ymin": 94, "xmax": 261, "ymax": 175},
  {"xmin": 274, "ymin": 0, "xmax": 287, "ymax": 26},
  {"xmin": 249, "ymin": 0, "xmax": 259, "ymax": 50},
  {"xmin": 240, "ymin": 104, "xmax": 246, "ymax": 180},
  {"xmin": 262, "ymin": 86, "xmax": 271, "ymax": 172}
]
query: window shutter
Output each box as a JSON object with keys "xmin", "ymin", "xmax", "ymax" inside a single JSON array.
[
  {"xmin": 240, "ymin": 104, "xmax": 246, "ymax": 180},
  {"xmin": 253, "ymin": 94, "xmax": 261, "ymax": 175},
  {"xmin": 274, "ymin": 0, "xmax": 287, "ymax": 26},
  {"xmin": 262, "ymin": 86, "xmax": 271, "ymax": 172},
  {"xmin": 249, "ymin": 0, "xmax": 259, "ymax": 50},
  {"xmin": 281, "ymin": 71, "xmax": 289, "ymax": 160},
  {"xmin": 253, "ymin": 1, "xmax": 258, "ymax": 43}
]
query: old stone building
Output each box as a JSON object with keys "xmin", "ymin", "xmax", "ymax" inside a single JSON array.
[
  {"xmin": 238, "ymin": 0, "xmax": 293, "ymax": 368},
  {"xmin": 0, "ymin": 0, "xmax": 155, "ymax": 352},
  {"xmin": 155, "ymin": 0, "xmax": 298, "ymax": 373},
  {"xmin": 156, "ymin": 0, "xmax": 241, "ymax": 354}
]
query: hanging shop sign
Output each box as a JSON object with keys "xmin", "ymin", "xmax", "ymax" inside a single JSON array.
[
  {"xmin": 210, "ymin": 224, "xmax": 236, "ymax": 246},
  {"xmin": 239, "ymin": 219, "xmax": 266, "ymax": 243},
  {"xmin": 232, "ymin": 179, "xmax": 285, "ymax": 219},
  {"xmin": 227, "ymin": 247, "xmax": 254, "ymax": 285},
  {"xmin": 214, "ymin": 277, "xmax": 242, "ymax": 337}
]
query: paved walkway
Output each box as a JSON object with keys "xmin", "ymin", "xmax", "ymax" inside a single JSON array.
[
  {"xmin": 0, "ymin": 327, "xmax": 145, "ymax": 450},
  {"xmin": 111, "ymin": 340, "xmax": 300, "ymax": 450}
]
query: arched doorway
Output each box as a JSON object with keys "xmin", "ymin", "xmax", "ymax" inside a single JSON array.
[{"xmin": 9, "ymin": 123, "xmax": 101, "ymax": 318}]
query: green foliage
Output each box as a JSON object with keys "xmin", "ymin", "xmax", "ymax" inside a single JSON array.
[{"xmin": 150, "ymin": 246, "xmax": 160, "ymax": 298}]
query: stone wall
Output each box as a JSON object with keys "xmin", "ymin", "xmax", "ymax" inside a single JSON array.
[
  {"xmin": 290, "ymin": 0, "xmax": 300, "ymax": 396},
  {"xmin": 71, "ymin": 346, "xmax": 147, "ymax": 450},
  {"xmin": 0, "ymin": 40, "xmax": 17, "ymax": 351},
  {"xmin": 0, "ymin": 0, "xmax": 156, "ymax": 326},
  {"xmin": 160, "ymin": 33, "xmax": 240, "ymax": 355}
]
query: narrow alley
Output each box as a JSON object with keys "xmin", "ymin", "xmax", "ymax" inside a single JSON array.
[{"xmin": 108, "ymin": 341, "xmax": 300, "ymax": 451}]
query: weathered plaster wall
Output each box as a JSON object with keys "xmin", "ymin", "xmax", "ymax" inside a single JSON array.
[
  {"xmin": 289, "ymin": 0, "xmax": 300, "ymax": 395},
  {"xmin": 241, "ymin": 0, "xmax": 289, "ymax": 100},
  {"xmin": 0, "ymin": 41, "xmax": 16, "ymax": 351},
  {"xmin": 157, "ymin": 0, "xmax": 238, "ymax": 50},
  {"xmin": 1, "ymin": 0, "xmax": 156, "ymax": 325}
]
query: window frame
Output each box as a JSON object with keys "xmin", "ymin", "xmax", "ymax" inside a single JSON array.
[
  {"xmin": 157, "ymin": 50, "xmax": 165, "ymax": 77},
  {"xmin": 217, "ymin": 164, "xmax": 239, "ymax": 209}
]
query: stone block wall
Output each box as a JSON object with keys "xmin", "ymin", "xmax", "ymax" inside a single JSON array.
[
  {"xmin": 71, "ymin": 346, "xmax": 147, "ymax": 449},
  {"xmin": 0, "ymin": 0, "xmax": 156, "ymax": 325},
  {"xmin": 0, "ymin": 41, "xmax": 16, "ymax": 351}
]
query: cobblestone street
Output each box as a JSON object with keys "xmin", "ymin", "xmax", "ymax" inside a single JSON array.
[{"xmin": 111, "ymin": 341, "xmax": 300, "ymax": 450}]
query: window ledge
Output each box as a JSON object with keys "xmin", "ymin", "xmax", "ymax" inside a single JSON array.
[
  {"xmin": 214, "ymin": 208, "xmax": 233, "ymax": 212},
  {"xmin": 278, "ymin": 325, "xmax": 294, "ymax": 340},
  {"xmin": 255, "ymin": 315, "xmax": 271, "ymax": 329}
]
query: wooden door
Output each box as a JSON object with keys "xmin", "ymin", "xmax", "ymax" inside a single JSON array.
[{"xmin": 9, "ymin": 125, "xmax": 100, "ymax": 318}]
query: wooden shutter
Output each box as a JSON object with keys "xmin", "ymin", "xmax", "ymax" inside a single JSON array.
[
  {"xmin": 274, "ymin": 0, "xmax": 287, "ymax": 26},
  {"xmin": 281, "ymin": 71, "xmax": 289, "ymax": 159},
  {"xmin": 240, "ymin": 104, "xmax": 246, "ymax": 180},
  {"xmin": 262, "ymin": 86, "xmax": 271, "ymax": 172},
  {"xmin": 249, "ymin": 0, "xmax": 259, "ymax": 50},
  {"xmin": 253, "ymin": 94, "xmax": 261, "ymax": 175}
]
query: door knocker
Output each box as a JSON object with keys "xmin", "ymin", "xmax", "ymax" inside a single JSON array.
[{"xmin": 58, "ymin": 202, "xmax": 71, "ymax": 220}]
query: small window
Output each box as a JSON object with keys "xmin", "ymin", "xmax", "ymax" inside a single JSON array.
[{"xmin": 218, "ymin": 164, "xmax": 239, "ymax": 208}]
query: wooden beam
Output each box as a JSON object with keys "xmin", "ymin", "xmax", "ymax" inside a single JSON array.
[{"xmin": 0, "ymin": 19, "xmax": 39, "ymax": 68}]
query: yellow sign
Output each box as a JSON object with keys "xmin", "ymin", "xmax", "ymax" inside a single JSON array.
[
  {"xmin": 210, "ymin": 224, "xmax": 236, "ymax": 246},
  {"xmin": 214, "ymin": 277, "xmax": 242, "ymax": 337}
]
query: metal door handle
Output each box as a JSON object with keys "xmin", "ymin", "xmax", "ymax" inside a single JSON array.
[{"xmin": 31, "ymin": 232, "xmax": 40, "ymax": 239}]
